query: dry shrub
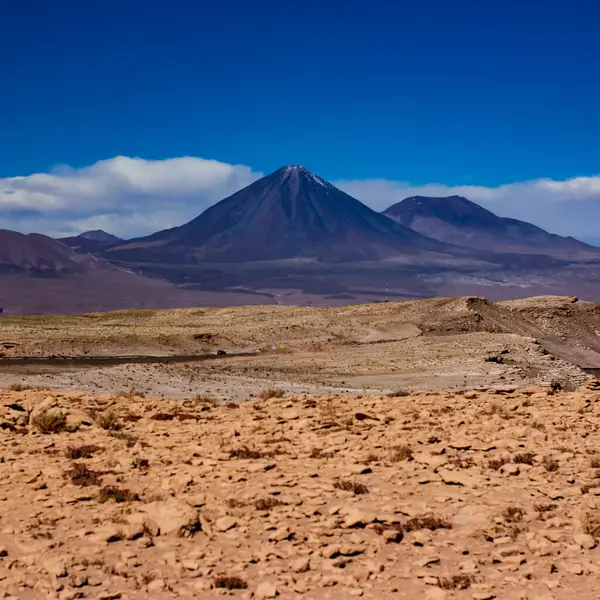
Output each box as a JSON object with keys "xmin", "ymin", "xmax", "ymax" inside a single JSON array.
[
  {"xmin": 229, "ymin": 446, "xmax": 263, "ymax": 460},
  {"xmin": 132, "ymin": 457, "xmax": 149, "ymax": 470},
  {"xmin": 65, "ymin": 445, "xmax": 101, "ymax": 459},
  {"xmin": 488, "ymin": 457, "xmax": 508, "ymax": 470},
  {"xmin": 390, "ymin": 445, "xmax": 413, "ymax": 462},
  {"xmin": 543, "ymin": 456, "xmax": 559, "ymax": 472},
  {"xmin": 98, "ymin": 486, "xmax": 139, "ymax": 503},
  {"xmin": 387, "ymin": 389, "xmax": 410, "ymax": 398},
  {"xmin": 534, "ymin": 503, "xmax": 556, "ymax": 514},
  {"xmin": 32, "ymin": 410, "xmax": 67, "ymax": 434},
  {"xmin": 195, "ymin": 394, "xmax": 218, "ymax": 405},
  {"xmin": 214, "ymin": 576, "xmax": 247, "ymax": 590},
  {"xmin": 65, "ymin": 463, "xmax": 102, "ymax": 487},
  {"xmin": 151, "ymin": 413, "xmax": 175, "ymax": 421},
  {"xmin": 258, "ymin": 388, "xmax": 285, "ymax": 400},
  {"xmin": 96, "ymin": 410, "xmax": 121, "ymax": 431},
  {"xmin": 514, "ymin": 452, "xmax": 535, "ymax": 466},
  {"xmin": 590, "ymin": 457, "xmax": 600, "ymax": 468},
  {"xmin": 503, "ymin": 506, "xmax": 525, "ymax": 523},
  {"xmin": 310, "ymin": 447, "xmax": 335, "ymax": 459},
  {"xmin": 582, "ymin": 512, "xmax": 600, "ymax": 539},
  {"xmin": 404, "ymin": 514, "xmax": 451, "ymax": 532},
  {"xmin": 438, "ymin": 575, "xmax": 474, "ymax": 590},
  {"xmin": 363, "ymin": 453, "xmax": 379, "ymax": 464},
  {"xmin": 333, "ymin": 480, "xmax": 369, "ymax": 495},
  {"xmin": 254, "ymin": 497, "xmax": 285, "ymax": 511},
  {"xmin": 532, "ymin": 421, "xmax": 546, "ymax": 431},
  {"xmin": 450, "ymin": 456, "xmax": 475, "ymax": 469},
  {"xmin": 8, "ymin": 383, "xmax": 35, "ymax": 391}
]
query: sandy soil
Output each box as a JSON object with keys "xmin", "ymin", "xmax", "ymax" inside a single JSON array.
[{"xmin": 3, "ymin": 383, "xmax": 600, "ymax": 599}]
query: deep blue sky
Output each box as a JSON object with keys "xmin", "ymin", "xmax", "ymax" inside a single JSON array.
[{"xmin": 2, "ymin": 0, "xmax": 599, "ymax": 185}]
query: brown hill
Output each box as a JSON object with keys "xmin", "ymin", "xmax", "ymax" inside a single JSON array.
[
  {"xmin": 383, "ymin": 195, "xmax": 594, "ymax": 254},
  {"xmin": 0, "ymin": 229, "xmax": 102, "ymax": 275},
  {"xmin": 105, "ymin": 166, "xmax": 457, "ymax": 263}
]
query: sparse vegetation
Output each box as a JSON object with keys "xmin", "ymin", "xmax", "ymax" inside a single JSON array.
[
  {"xmin": 65, "ymin": 444, "xmax": 101, "ymax": 459},
  {"xmin": 591, "ymin": 457, "xmax": 600, "ymax": 469},
  {"xmin": 255, "ymin": 497, "xmax": 285, "ymax": 511},
  {"xmin": 98, "ymin": 486, "xmax": 139, "ymax": 503},
  {"xmin": 514, "ymin": 452, "xmax": 535, "ymax": 466},
  {"xmin": 582, "ymin": 512, "xmax": 600, "ymax": 539},
  {"xmin": 95, "ymin": 410, "xmax": 121, "ymax": 431},
  {"xmin": 309, "ymin": 447, "xmax": 335, "ymax": 459},
  {"xmin": 8, "ymin": 383, "xmax": 35, "ymax": 392},
  {"xmin": 333, "ymin": 480, "xmax": 369, "ymax": 495},
  {"xmin": 258, "ymin": 388, "xmax": 285, "ymax": 400},
  {"xmin": 503, "ymin": 506, "xmax": 525, "ymax": 523},
  {"xmin": 438, "ymin": 575, "xmax": 474, "ymax": 590},
  {"xmin": 214, "ymin": 576, "xmax": 248, "ymax": 590},
  {"xmin": 488, "ymin": 457, "xmax": 509, "ymax": 470},
  {"xmin": 543, "ymin": 455, "xmax": 559, "ymax": 472},
  {"xmin": 132, "ymin": 457, "xmax": 149, "ymax": 470},
  {"xmin": 65, "ymin": 463, "xmax": 102, "ymax": 487},
  {"xmin": 387, "ymin": 389, "xmax": 410, "ymax": 397},
  {"xmin": 229, "ymin": 446, "xmax": 263, "ymax": 460},
  {"xmin": 403, "ymin": 514, "xmax": 452, "ymax": 532},
  {"xmin": 390, "ymin": 444, "xmax": 413, "ymax": 462}
]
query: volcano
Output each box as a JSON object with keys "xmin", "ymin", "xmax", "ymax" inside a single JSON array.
[
  {"xmin": 383, "ymin": 195, "xmax": 594, "ymax": 254},
  {"xmin": 105, "ymin": 166, "xmax": 451, "ymax": 263}
]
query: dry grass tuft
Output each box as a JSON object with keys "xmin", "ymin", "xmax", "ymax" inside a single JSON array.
[
  {"xmin": 582, "ymin": 512, "xmax": 600, "ymax": 539},
  {"xmin": 503, "ymin": 506, "xmax": 525, "ymax": 523},
  {"xmin": 390, "ymin": 445, "xmax": 413, "ymax": 462},
  {"xmin": 229, "ymin": 446, "xmax": 263, "ymax": 460},
  {"xmin": 258, "ymin": 388, "xmax": 285, "ymax": 400},
  {"xmin": 214, "ymin": 576, "xmax": 248, "ymax": 590},
  {"xmin": 98, "ymin": 486, "xmax": 139, "ymax": 503},
  {"xmin": 8, "ymin": 383, "xmax": 36, "ymax": 391},
  {"xmin": 333, "ymin": 480, "xmax": 369, "ymax": 495},
  {"xmin": 488, "ymin": 457, "xmax": 508, "ymax": 470},
  {"xmin": 309, "ymin": 447, "xmax": 335, "ymax": 459},
  {"xmin": 96, "ymin": 410, "xmax": 121, "ymax": 431},
  {"xmin": 254, "ymin": 497, "xmax": 285, "ymax": 511},
  {"xmin": 590, "ymin": 457, "xmax": 600, "ymax": 469},
  {"xmin": 387, "ymin": 389, "xmax": 410, "ymax": 398},
  {"xmin": 404, "ymin": 514, "xmax": 452, "ymax": 532},
  {"xmin": 514, "ymin": 452, "xmax": 535, "ymax": 466},
  {"xmin": 65, "ymin": 445, "xmax": 101, "ymax": 460},
  {"xmin": 543, "ymin": 455, "xmax": 559, "ymax": 472},
  {"xmin": 438, "ymin": 574, "xmax": 474, "ymax": 590},
  {"xmin": 65, "ymin": 463, "xmax": 102, "ymax": 487}
]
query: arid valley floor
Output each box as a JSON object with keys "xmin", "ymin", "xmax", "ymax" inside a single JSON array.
[{"xmin": 3, "ymin": 296, "xmax": 600, "ymax": 599}]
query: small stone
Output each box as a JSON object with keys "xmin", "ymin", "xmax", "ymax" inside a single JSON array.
[
  {"xmin": 268, "ymin": 526, "xmax": 293, "ymax": 542},
  {"xmin": 573, "ymin": 533, "xmax": 596, "ymax": 550},
  {"xmin": 291, "ymin": 557, "xmax": 310, "ymax": 573},
  {"xmin": 425, "ymin": 589, "xmax": 447, "ymax": 600},
  {"xmin": 147, "ymin": 579, "xmax": 166, "ymax": 591},
  {"xmin": 255, "ymin": 582, "xmax": 278, "ymax": 598},
  {"xmin": 215, "ymin": 516, "xmax": 237, "ymax": 532},
  {"xmin": 423, "ymin": 575, "xmax": 439, "ymax": 585}
]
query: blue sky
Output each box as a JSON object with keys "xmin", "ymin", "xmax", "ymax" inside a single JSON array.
[
  {"xmin": 3, "ymin": 0, "xmax": 599, "ymax": 184},
  {"xmin": 1, "ymin": 0, "xmax": 600, "ymax": 239}
]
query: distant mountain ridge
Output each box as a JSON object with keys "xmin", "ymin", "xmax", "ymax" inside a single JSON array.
[
  {"xmin": 105, "ymin": 166, "xmax": 453, "ymax": 263},
  {"xmin": 383, "ymin": 195, "xmax": 592, "ymax": 253},
  {"xmin": 59, "ymin": 229, "xmax": 124, "ymax": 253},
  {"xmin": 0, "ymin": 229, "xmax": 102, "ymax": 275}
]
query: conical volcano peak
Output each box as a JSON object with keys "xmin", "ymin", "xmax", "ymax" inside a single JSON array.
[{"xmin": 274, "ymin": 164, "xmax": 331, "ymax": 189}]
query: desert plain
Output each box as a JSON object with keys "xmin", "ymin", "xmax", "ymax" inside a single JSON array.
[{"xmin": 3, "ymin": 295, "xmax": 600, "ymax": 599}]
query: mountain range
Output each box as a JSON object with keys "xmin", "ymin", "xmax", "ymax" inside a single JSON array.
[{"xmin": 1, "ymin": 165, "xmax": 599, "ymax": 314}]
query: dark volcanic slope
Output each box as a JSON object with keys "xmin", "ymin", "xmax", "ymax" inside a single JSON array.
[
  {"xmin": 0, "ymin": 230, "xmax": 101, "ymax": 275},
  {"xmin": 383, "ymin": 195, "xmax": 593, "ymax": 253},
  {"xmin": 106, "ymin": 166, "xmax": 453, "ymax": 263}
]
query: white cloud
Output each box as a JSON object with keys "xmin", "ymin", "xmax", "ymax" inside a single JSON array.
[
  {"xmin": 0, "ymin": 156, "xmax": 262, "ymax": 238},
  {"xmin": 1, "ymin": 155, "xmax": 599, "ymax": 240}
]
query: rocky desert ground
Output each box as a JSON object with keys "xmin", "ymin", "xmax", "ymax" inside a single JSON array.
[{"xmin": 3, "ymin": 295, "xmax": 600, "ymax": 599}]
